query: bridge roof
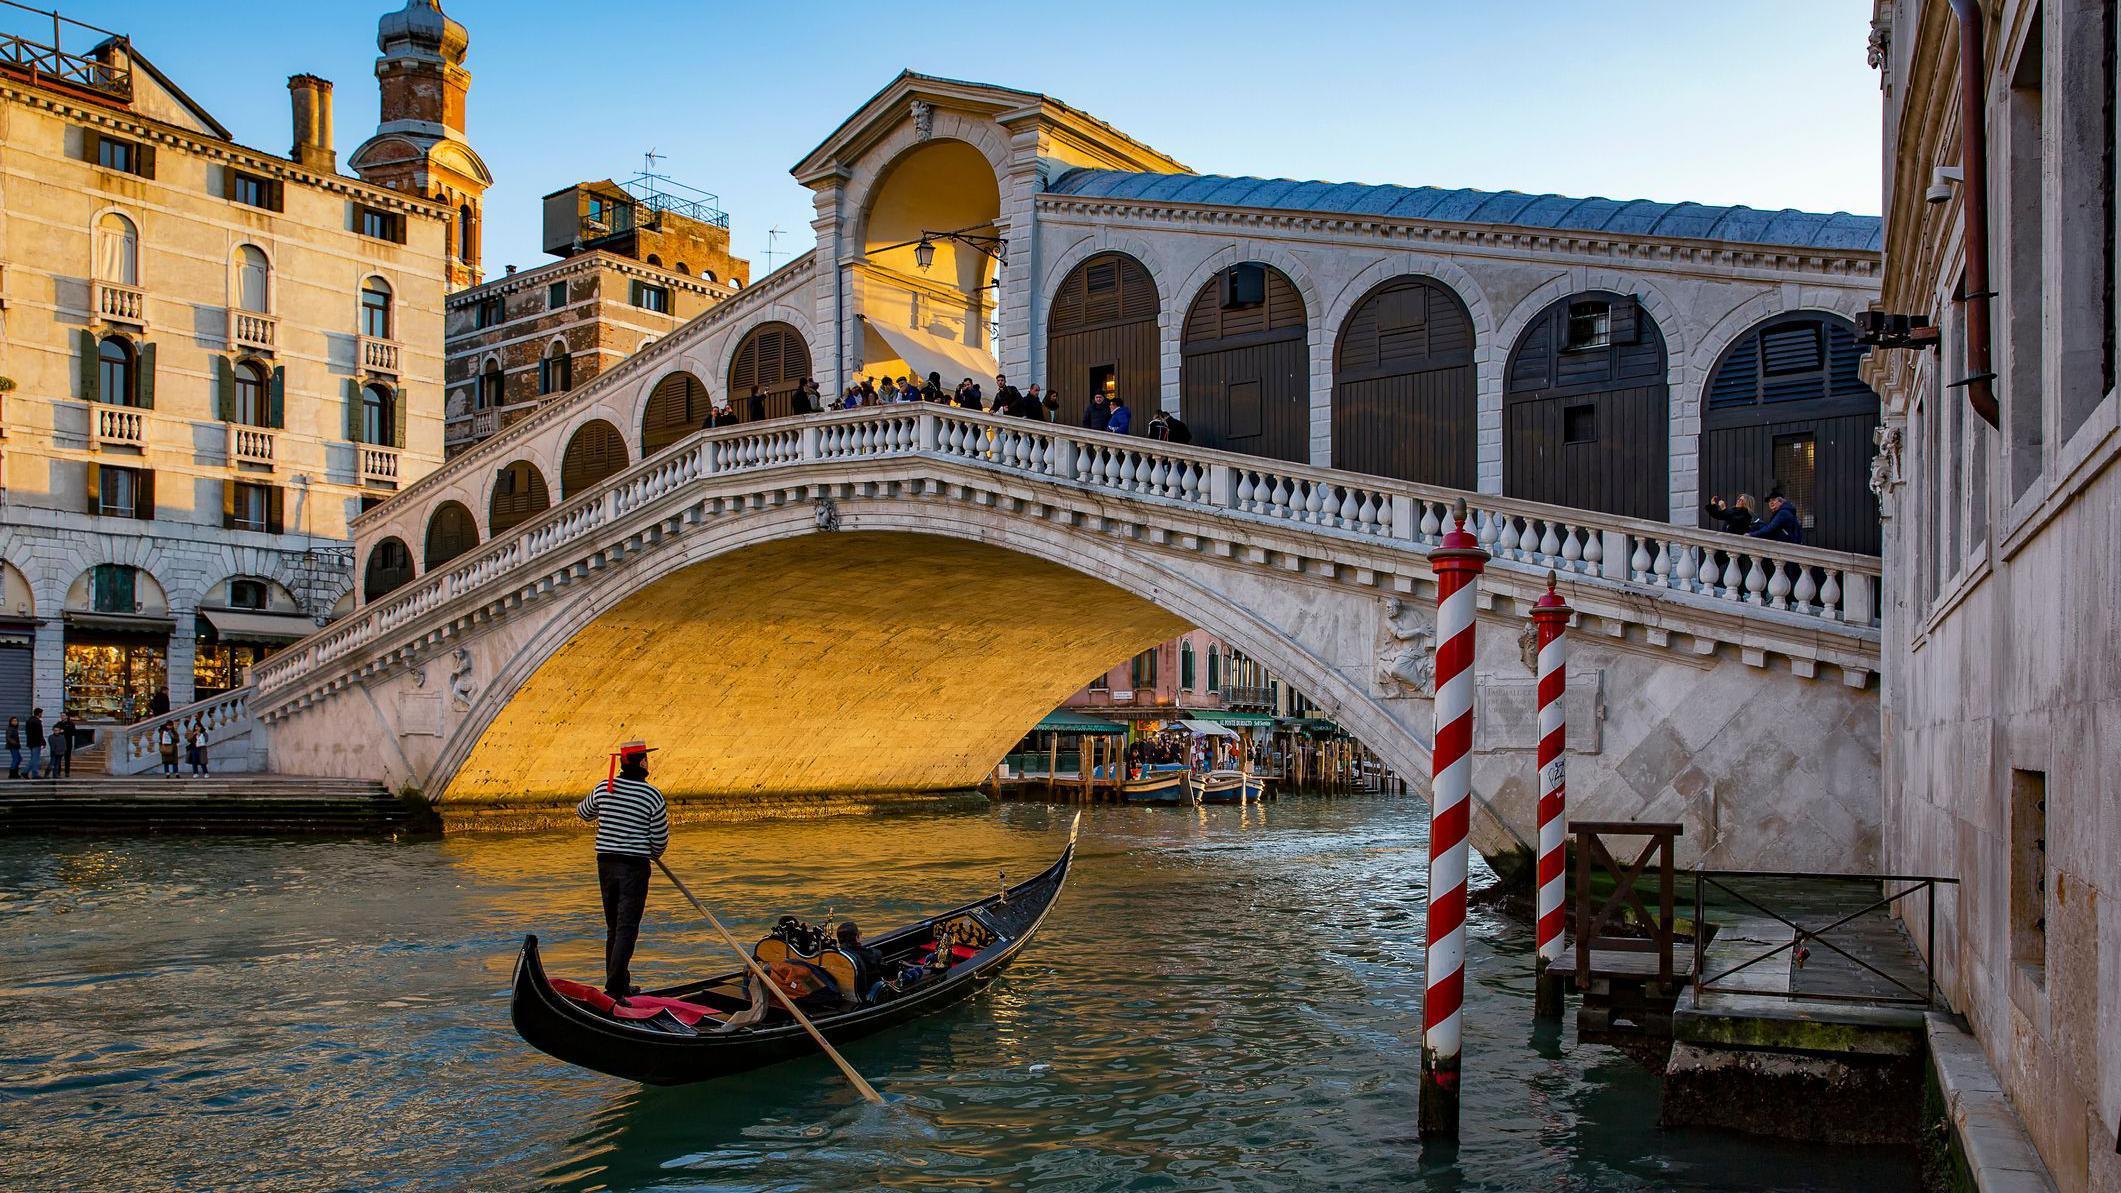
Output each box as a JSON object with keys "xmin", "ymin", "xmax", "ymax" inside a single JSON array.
[{"xmin": 1045, "ymin": 169, "xmax": 1883, "ymax": 253}]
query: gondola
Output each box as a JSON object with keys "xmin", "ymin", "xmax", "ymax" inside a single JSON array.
[
  {"xmin": 1189, "ymin": 770, "xmax": 1265, "ymax": 804},
  {"xmin": 511, "ymin": 834, "xmax": 1075, "ymax": 1086}
]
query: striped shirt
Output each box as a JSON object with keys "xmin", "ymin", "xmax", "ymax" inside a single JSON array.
[{"xmin": 577, "ymin": 775, "xmax": 669, "ymax": 858}]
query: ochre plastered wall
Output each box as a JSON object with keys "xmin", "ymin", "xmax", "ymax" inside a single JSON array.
[{"xmin": 444, "ymin": 533, "xmax": 1187, "ymax": 803}]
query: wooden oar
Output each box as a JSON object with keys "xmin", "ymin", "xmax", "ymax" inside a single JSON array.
[{"xmin": 652, "ymin": 856, "xmax": 886, "ymax": 1106}]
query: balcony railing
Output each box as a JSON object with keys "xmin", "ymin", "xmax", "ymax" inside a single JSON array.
[
  {"xmin": 358, "ymin": 335, "xmax": 401, "ymax": 376},
  {"xmin": 0, "ymin": 28, "xmax": 132, "ymax": 102},
  {"xmin": 231, "ymin": 310, "xmax": 277, "ymax": 353},
  {"xmin": 1220, "ymin": 683, "xmax": 1275, "ymax": 709},
  {"xmin": 89, "ymin": 404, "xmax": 145, "ymax": 451},
  {"xmin": 360, "ymin": 446, "xmax": 400, "ymax": 486},
  {"xmin": 94, "ymin": 279, "xmax": 145, "ymax": 325},
  {"xmin": 227, "ymin": 423, "xmax": 275, "ymax": 468}
]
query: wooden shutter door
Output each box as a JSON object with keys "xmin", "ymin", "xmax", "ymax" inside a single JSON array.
[
  {"xmin": 137, "ymin": 343, "xmax": 156, "ymax": 409},
  {"xmin": 77, "ymin": 329, "xmax": 100, "ymax": 402},
  {"xmin": 269, "ymin": 366, "xmax": 286, "ymax": 428}
]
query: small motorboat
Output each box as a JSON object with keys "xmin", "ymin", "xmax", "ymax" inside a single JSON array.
[
  {"xmin": 1189, "ymin": 769, "xmax": 1270, "ymax": 803},
  {"xmin": 510, "ymin": 834, "xmax": 1075, "ymax": 1086},
  {"xmin": 1120, "ymin": 768, "xmax": 1193, "ymax": 805}
]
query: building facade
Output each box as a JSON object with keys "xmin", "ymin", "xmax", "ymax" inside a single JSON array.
[
  {"xmin": 1067, "ymin": 629, "xmax": 1319, "ymax": 723},
  {"xmin": 441, "ymin": 178, "xmax": 748, "ymax": 458},
  {"xmin": 1868, "ymin": 1, "xmax": 2121, "ymax": 1189},
  {"xmin": 0, "ymin": 2, "xmax": 464, "ymax": 723}
]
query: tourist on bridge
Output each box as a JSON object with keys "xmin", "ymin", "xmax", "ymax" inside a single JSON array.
[
  {"xmin": 48, "ymin": 712, "xmax": 74, "ymax": 778},
  {"xmin": 1147, "ymin": 409, "xmax": 1192, "ymax": 443},
  {"xmin": 746, "ymin": 385, "xmax": 767, "ymax": 422},
  {"xmin": 1106, "ymin": 394, "xmax": 1133, "ymax": 435},
  {"xmin": 186, "ymin": 718, "xmax": 209, "ymax": 777},
  {"xmin": 157, "ymin": 721, "xmax": 181, "ymax": 777},
  {"xmin": 578, "ymin": 740, "xmax": 670, "ymax": 1002},
  {"xmin": 1083, "ymin": 392, "xmax": 1111, "ymax": 431},
  {"xmin": 993, "ymin": 374, "xmax": 1023, "ymax": 416},
  {"xmin": 24, "ymin": 708, "xmax": 45, "ymax": 779},
  {"xmin": 1747, "ymin": 490, "xmax": 1804, "ymax": 544},
  {"xmin": 710, "ymin": 402, "xmax": 739, "ymax": 428},
  {"xmin": 1704, "ymin": 493, "xmax": 1756, "ymax": 534}
]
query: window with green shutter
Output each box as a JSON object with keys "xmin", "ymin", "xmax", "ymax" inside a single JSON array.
[{"xmin": 1181, "ymin": 642, "xmax": 1195, "ymax": 691}]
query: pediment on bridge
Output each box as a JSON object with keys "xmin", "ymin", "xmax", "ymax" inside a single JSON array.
[{"xmin": 790, "ymin": 70, "xmax": 1188, "ymax": 187}]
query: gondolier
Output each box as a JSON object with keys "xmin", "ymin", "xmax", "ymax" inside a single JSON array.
[{"xmin": 578, "ymin": 740, "xmax": 669, "ymax": 1003}]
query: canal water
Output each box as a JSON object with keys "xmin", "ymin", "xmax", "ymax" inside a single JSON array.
[{"xmin": 0, "ymin": 799, "xmax": 1918, "ymax": 1191}]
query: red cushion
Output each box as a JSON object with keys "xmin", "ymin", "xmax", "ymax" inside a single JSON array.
[
  {"xmin": 617, "ymin": 995, "xmax": 722, "ymax": 1026},
  {"xmin": 549, "ymin": 977, "xmax": 616, "ymax": 1014}
]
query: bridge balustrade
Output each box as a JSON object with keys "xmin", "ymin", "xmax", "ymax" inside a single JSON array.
[{"xmin": 252, "ymin": 405, "xmax": 1882, "ymax": 697}]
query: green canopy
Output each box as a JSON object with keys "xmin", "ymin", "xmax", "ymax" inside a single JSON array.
[
  {"xmin": 1198, "ymin": 710, "xmax": 1280, "ymax": 726},
  {"xmin": 1033, "ymin": 710, "xmax": 1128, "ymax": 733}
]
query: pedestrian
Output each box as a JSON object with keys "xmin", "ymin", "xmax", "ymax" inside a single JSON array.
[
  {"xmin": 1747, "ymin": 489, "xmax": 1804, "ymax": 543},
  {"xmin": 788, "ymin": 378, "xmax": 814, "ymax": 415},
  {"xmin": 923, "ymin": 371, "xmax": 945, "ymax": 403},
  {"xmin": 1704, "ymin": 494, "xmax": 1755, "ymax": 534},
  {"xmin": 746, "ymin": 385, "xmax": 767, "ymax": 423},
  {"xmin": 1083, "ymin": 393, "xmax": 1111, "ymax": 431},
  {"xmin": 158, "ymin": 720, "xmax": 181, "ymax": 777},
  {"xmin": 49, "ymin": 711, "xmax": 74, "ymax": 779},
  {"xmin": 6, "ymin": 716, "xmax": 20, "ymax": 779},
  {"xmin": 1017, "ymin": 383, "xmax": 1046, "ymax": 419},
  {"xmin": 1106, "ymin": 393, "xmax": 1133, "ymax": 435},
  {"xmin": 877, "ymin": 377, "xmax": 899, "ymax": 404},
  {"xmin": 150, "ymin": 687, "xmax": 170, "ymax": 718},
  {"xmin": 1163, "ymin": 409, "xmax": 1192, "ymax": 444},
  {"xmin": 186, "ymin": 717, "xmax": 208, "ymax": 777},
  {"xmin": 1146, "ymin": 410, "xmax": 1172, "ymax": 440},
  {"xmin": 1043, "ymin": 388, "xmax": 1060, "ymax": 421},
  {"xmin": 577, "ymin": 739, "xmax": 669, "ymax": 1003},
  {"xmin": 992, "ymin": 373, "xmax": 1022, "ymax": 416},
  {"xmin": 25, "ymin": 707, "xmax": 45, "ymax": 779},
  {"xmin": 711, "ymin": 403, "xmax": 738, "ymax": 428}
]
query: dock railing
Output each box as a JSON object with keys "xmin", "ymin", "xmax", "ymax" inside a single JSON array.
[
  {"xmin": 1571, "ymin": 820, "xmax": 1684, "ymax": 987},
  {"xmin": 1690, "ymin": 871, "xmax": 1959, "ymax": 1008}
]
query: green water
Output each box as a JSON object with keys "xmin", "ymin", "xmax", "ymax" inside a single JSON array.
[{"xmin": 0, "ymin": 798, "xmax": 1918, "ymax": 1190}]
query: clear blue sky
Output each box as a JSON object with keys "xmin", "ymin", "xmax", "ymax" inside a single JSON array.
[{"xmin": 81, "ymin": 0, "xmax": 1882, "ymax": 279}]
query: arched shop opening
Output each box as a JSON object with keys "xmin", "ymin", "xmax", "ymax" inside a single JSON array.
[
  {"xmin": 1700, "ymin": 313, "xmax": 1882, "ymax": 555},
  {"xmin": 1046, "ymin": 252, "xmax": 1159, "ymax": 428},
  {"xmin": 1181, "ymin": 263, "xmax": 1308, "ymax": 462},
  {"xmin": 62, "ymin": 563, "xmax": 172, "ymax": 722},
  {"xmin": 1503, "ymin": 291, "xmax": 1670, "ymax": 520},
  {"xmin": 1332, "ymin": 275, "xmax": 1477, "ymax": 488}
]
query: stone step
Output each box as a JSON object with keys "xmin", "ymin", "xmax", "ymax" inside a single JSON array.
[{"xmin": 0, "ymin": 774, "xmax": 418, "ymax": 836}]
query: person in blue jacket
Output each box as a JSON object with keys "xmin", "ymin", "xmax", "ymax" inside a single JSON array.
[
  {"xmin": 1747, "ymin": 490, "xmax": 1804, "ymax": 544},
  {"xmin": 1105, "ymin": 394, "xmax": 1132, "ymax": 435}
]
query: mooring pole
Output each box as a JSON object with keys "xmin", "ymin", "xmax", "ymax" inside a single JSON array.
[
  {"xmin": 1530, "ymin": 571, "xmax": 1573, "ymax": 1021},
  {"xmin": 1421, "ymin": 498, "xmax": 1487, "ymax": 1143}
]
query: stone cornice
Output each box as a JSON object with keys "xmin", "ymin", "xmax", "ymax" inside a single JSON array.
[
  {"xmin": 1, "ymin": 80, "xmax": 449, "ymax": 218},
  {"xmin": 445, "ymin": 251, "xmax": 732, "ymax": 311},
  {"xmin": 1034, "ymin": 194, "xmax": 1882, "ymax": 282}
]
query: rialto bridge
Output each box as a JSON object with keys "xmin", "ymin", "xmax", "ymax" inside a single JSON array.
[
  {"xmin": 213, "ymin": 403, "xmax": 1885, "ymax": 874},
  {"xmin": 113, "ymin": 72, "xmax": 1894, "ymax": 875}
]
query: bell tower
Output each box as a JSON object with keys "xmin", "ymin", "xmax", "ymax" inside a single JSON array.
[{"xmin": 348, "ymin": 0, "xmax": 492, "ymax": 291}]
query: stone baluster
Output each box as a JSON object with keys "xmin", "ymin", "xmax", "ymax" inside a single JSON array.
[
  {"xmin": 1766, "ymin": 561, "xmax": 1793, "ymax": 610},
  {"xmin": 1792, "ymin": 566, "xmax": 1818, "ymax": 614},
  {"xmin": 1651, "ymin": 540, "xmax": 1672, "ymax": 588},
  {"xmin": 1819, "ymin": 570, "xmax": 1842, "ymax": 620},
  {"xmin": 1421, "ymin": 502, "xmax": 1443, "ymax": 543},
  {"xmin": 1699, "ymin": 549, "xmax": 1724, "ymax": 598},
  {"xmin": 1675, "ymin": 544, "xmax": 1699, "ymax": 592},
  {"xmin": 1499, "ymin": 516, "xmax": 1521, "ymax": 561},
  {"xmin": 1743, "ymin": 555, "xmax": 1768, "ymax": 606},
  {"xmin": 1629, "ymin": 536, "xmax": 1652, "ymax": 582}
]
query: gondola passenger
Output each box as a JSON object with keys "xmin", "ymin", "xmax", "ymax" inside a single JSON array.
[{"xmin": 837, "ymin": 921, "xmax": 885, "ymax": 1000}]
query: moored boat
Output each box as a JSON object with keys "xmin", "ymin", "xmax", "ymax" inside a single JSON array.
[
  {"xmin": 1189, "ymin": 770, "xmax": 1270, "ymax": 803},
  {"xmin": 510, "ymin": 834, "xmax": 1075, "ymax": 1086},
  {"xmin": 1120, "ymin": 769, "xmax": 1193, "ymax": 805}
]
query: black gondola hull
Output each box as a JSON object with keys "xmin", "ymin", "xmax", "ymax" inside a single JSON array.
[{"xmin": 510, "ymin": 843, "xmax": 1072, "ymax": 1086}]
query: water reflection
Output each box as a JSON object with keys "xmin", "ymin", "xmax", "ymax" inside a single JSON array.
[{"xmin": 0, "ymin": 799, "xmax": 1917, "ymax": 1191}]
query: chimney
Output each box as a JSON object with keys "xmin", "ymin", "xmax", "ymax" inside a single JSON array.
[{"xmin": 288, "ymin": 75, "xmax": 336, "ymax": 173}]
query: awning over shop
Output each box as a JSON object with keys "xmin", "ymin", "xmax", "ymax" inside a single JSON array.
[
  {"xmin": 199, "ymin": 608, "xmax": 317, "ymax": 644},
  {"xmin": 1178, "ymin": 719, "xmax": 1238, "ymax": 738},
  {"xmin": 62, "ymin": 611, "xmax": 176, "ymax": 636},
  {"xmin": 864, "ymin": 317, "xmax": 998, "ymax": 387},
  {"xmin": 1033, "ymin": 710, "xmax": 1128, "ymax": 734}
]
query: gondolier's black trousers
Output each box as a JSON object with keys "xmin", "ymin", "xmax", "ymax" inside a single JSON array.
[{"xmin": 597, "ymin": 852, "xmax": 652, "ymax": 998}]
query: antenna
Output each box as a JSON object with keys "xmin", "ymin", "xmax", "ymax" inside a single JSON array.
[
  {"xmin": 764, "ymin": 227, "xmax": 785, "ymax": 273},
  {"xmin": 641, "ymin": 147, "xmax": 665, "ymax": 178}
]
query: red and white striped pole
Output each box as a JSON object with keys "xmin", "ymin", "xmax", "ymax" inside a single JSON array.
[
  {"xmin": 1420, "ymin": 498, "xmax": 1488, "ymax": 1142},
  {"xmin": 1530, "ymin": 571, "xmax": 1573, "ymax": 1021}
]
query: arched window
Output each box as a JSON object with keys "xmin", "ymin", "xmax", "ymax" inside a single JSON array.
[
  {"xmin": 488, "ymin": 460, "xmax": 551, "ymax": 535},
  {"xmin": 97, "ymin": 335, "xmax": 137, "ymax": 406},
  {"xmin": 95, "ymin": 212, "xmax": 138, "ymax": 284},
  {"xmin": 457, "ymin": 204, "xmax": 475, "ymax": 264},
  {"xmin": 363, "ymin": 537, "xmax": 413, "ymax": 602},
  {"xmin": 360, "ymin": 277, "xmax": 393, "ymax": 339},
  {"xmin": 726, "ymin": 322, "xmax": 812, "ymax": 423},
  {"xmin": 235, "ymin": 245, "xmax": 270, "ymax": 312},
  {"xmin": 233, "ymin": 361, "xmax": 267, "ymax": 425},
  {"xmin": 674, "ymin": 262, "xmax": 690, "ymax": 276},
  {"xmin": 538, "ymin": 341, "xmax": 572, "ymax": 395},
  {"xmin": 704, "ymin": 270, "xmax": 719, "ymax": 283},
  {"xmin": 1180, "ymin": 640, "xmax": 1196, "ymax": 691},
  {"xmin": 362, "ymin": 383, "xmax": 394, "ymax": 445},
  {"xmin": 646, "ymin": 253, "xmax": 663, "ymax": 267},
  {"xmin": 1503, "ymin": 291, "xmax": 1669, "ymax": 520},
  {"xmin": 479, "ymin": 359, "xmax": 503, "ymax": 408},
  {"xmin": 560, "ymin": 419, "xmax": 628, "ymax": 498},
  {"xmin": 1206, "ymin": 646, "xmax": 1222, "ymax": 692},
  {"xmin": 424, "ymin": 501, "xmax": 479, "ymax": 568}
]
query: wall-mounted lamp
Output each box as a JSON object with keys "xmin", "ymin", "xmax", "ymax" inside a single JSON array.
[{"xmin": 878, "ymin": 226, "xmax": 1008, "ymax": 273}]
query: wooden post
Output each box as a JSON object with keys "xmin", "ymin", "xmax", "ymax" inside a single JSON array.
[{"xmin": 1048, "ymin": 733, "xmax": 1060, "ymax": 796}]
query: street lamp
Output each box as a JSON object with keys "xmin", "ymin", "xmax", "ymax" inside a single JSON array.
[
  {"xmin": 874, "ymin": 226, "xmax": 1007, "ymax": 273},
  {"xmin": 913, "ymin": 237, "xmax": 936, "ymax": 272}
]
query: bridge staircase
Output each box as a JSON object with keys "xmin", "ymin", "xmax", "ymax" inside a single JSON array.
[{"xmin": 0, "ymin": 775, "xmax": 416, "ymax": 835}]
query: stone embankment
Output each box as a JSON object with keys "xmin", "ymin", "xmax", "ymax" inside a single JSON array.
[{"xmin": 0, "ymin": 775, "xmax": 425, "ymax": 836}]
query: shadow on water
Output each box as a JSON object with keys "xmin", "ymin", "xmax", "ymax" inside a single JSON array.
[{"xmin": 0, "ymin": 798, "xmax": 1920, "ymax": 1192}]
